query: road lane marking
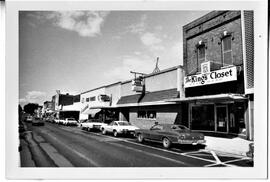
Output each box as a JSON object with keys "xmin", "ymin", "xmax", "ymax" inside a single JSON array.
[
  {"xmin": 51, "ymin": 125, "xmax": 247, "ymax": 167},
  {"xmin": 87, "ymin": 132, "xmax": 217, "ymax": 164},
  {"xmin": 40, "ymin": 130, "xmax": 100, "ymax": 167},
  {"xmin": 210, "ymin": 151, "xmax": 222, "ymax": 164},
  {"xmin": 223, "ymin": 158, "xmax": 251, "ymax": 164},
  {"xmin": 110, "ymin": 142, "xmax": 188, "ymax": 166}
]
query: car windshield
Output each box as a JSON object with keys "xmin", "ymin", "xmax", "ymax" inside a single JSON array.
[
  {"xmin": 117, "ymin": 121, "xmax": 131, "ymax": 126},
  {"xmin": 171, "ymin": 125, "xmax": 189, "ymax": 131}
]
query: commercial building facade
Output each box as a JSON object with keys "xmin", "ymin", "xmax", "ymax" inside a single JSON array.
[
  {"xmin": 175, "ymin": 11, "xmax": 254, "ymax": 140},
  {"xmin": 117, "ymin": 66, "xmax": 185, "ymax": 129}
]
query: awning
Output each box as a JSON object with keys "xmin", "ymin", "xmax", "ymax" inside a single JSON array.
[
  {"xmin": 116, "ymin": 101, "xmax": 178, "ymax": 108},
  {"xmin": 89, "ymin": 106, "xmax": 117, "ymax": 109},
  {"xmin": 82, "ymin": 108, "xmax": 101, "ymax": 117},
  {"xmin": 117, "ymin": 88, "xmax": 179, "ymax": 106},
  {"xmin": 165, "ymin": 94, "xmax": 247, "ymax": 103}
]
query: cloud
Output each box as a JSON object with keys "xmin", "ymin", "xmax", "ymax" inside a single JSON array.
[
  {"xmin": 45, "ymin": 11, "xmax": 110, "ymax": 37},
  {"xmin": 140, "ymin": 32, "xmax": 165, "ymax": 51},
  {"xmin": 19, "ymin": 91, "xmax": 47, "ymax": 105},
  {"xmin": 126, "ymin": 14, "xmax": 147, "ymax": 34},
  {"xmin": 158, "ymin": 41, "xmax": 183, "ymax": 69},
  {"xmin": 104, "ymin": 54, "xmax": 156, "ymax": 81}
]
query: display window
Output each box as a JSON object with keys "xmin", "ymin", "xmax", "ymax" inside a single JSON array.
[{"xmin": 191, "ymin": 104, "xmax": 215, "ymax": 131}]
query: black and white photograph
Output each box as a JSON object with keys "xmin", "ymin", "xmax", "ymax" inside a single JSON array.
[{"xmin": 4, "ymin": 0, "xmax": 268, "ymax": 180}]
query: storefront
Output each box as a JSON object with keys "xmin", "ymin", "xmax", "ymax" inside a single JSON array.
[
  {"xmin": 116, "ymin": 66, "xmax": 186, "ymax": 129},
  {"xmin": 181, "ymin": 11, "xmax": 254, "ymax": 140}
]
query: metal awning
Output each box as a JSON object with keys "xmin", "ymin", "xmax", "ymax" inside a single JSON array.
[
  {"xmin": 165, "ymin": 94, "xmax": 247, "ymax": 103},
  {"xmin": 89, "ymin": 106, "xmax": 117, "ymax": 109},
  {"xmin": 82, "ymin": 108, "xmax": 101, "ymax": 117},
  {"xmin": 116, "ymin": 101, "xmax": 177, "ymax": 108}
]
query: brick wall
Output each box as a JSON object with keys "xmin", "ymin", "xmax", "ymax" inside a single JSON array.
[{"xmin": 184, "ymin": 11, "xmax": 243, "ymax": 75}]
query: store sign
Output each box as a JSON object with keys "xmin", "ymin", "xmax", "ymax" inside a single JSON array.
[
  {"xmin": 184, "ymin": 66, "xmax": 237, "ymax": 88},
  {"xmin": 201, "ymin": 61, "xmax": 211, "ymax": 74},
  {"xmin": 132, "ymin": 76, "xmax": 144, "ymax": 92}
]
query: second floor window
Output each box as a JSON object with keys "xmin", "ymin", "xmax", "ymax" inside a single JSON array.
[
  {"xmin": 222, "ymin": 36, "xmax": 232, "ymax": 66},
  {"xmin": 197, "ymin": 45, "xmax": 206, "ymax": 72}
]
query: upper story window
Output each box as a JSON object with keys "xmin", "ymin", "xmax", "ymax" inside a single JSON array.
[
  {"xmin": 197, "ymin": 45, "xmax": 206, "ymax": 72},
  {"xmin": 86, "ymin": 98, "xmax": 90, "ymax": 102},
  {"xmin": 89, "ymin": 96, "xmax": 96, "ymax": 101},
  {"xmin": 222, "ymin": 35, "xmax": 233, "ymax": 66}
]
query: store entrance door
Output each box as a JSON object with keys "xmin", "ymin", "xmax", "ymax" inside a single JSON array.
[{"xmin": 216, "ymin": 105, "xmax": 228, "ymax": 132}]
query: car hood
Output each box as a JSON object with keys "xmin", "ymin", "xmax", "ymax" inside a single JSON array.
[{"xmin": 118, "ymin": 126, "xmax": 139, "ymax": 130}]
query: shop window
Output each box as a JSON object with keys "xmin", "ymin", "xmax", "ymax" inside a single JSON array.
[
  {"xmin": 191, "ymin": 105, "xmax": 215, "ymax": 131},
  {"xmin": 197, "ymin": 45, "xmax": 206, "ymax": 72},
  {"xmin": 137, "ymin": 111, "xmax": 156, "ymax": 119},
  {"xmin": 222, "ymin": 36, "xmax": 233, "ymax": 66},
  {"xmin": 229, "ymin": 103, "xmax": 246, "ymax": 135}
]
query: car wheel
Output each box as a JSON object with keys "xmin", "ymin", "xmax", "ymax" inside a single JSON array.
[
  {"xmin": 113, "ymin": 130, "xmax": 118, "ymax": 137},
  {"xmin": 102, "ymin": 129, "xmax": 106, "ymax": 135},
  {"xmin": 162, "ymin": 137, "xmax": 171, "ymax": 149},
  {"xmin": 137, "ymin": 133, "xmax": 144, "ymax": 143}
]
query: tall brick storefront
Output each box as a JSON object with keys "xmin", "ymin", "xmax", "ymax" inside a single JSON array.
[{"xmin": 171, "ymin": 11, "xmax": 254, "ymax": 140}]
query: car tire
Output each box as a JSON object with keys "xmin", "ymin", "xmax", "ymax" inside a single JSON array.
[
  {"xmin": 102, "ymin": 129, "xmax": 106, "ymax": 135},
  {"xmin": 137, "ymin": 134, "xmax": 144, "ymax": 143},
  {"xmin": 162, "ymin": 137, "xmax": 171, "ymax": 149},
  {"xmin": 113, "ymin": 130, "xmax": 118, "ymax": 137}
]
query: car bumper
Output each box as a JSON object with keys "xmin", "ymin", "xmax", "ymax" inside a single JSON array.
[
  {"xmin": 178, "ymin": 139, "xmax": 206, "ymax": 145},
  {"xmin": 119, "ymin": 130, "xmax": 135, "ymax": 136}
]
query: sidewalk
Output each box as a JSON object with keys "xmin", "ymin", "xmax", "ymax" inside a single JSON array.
[{"xmin": 205, "ymin": 136, "xmax": 253, "ymax": 157}]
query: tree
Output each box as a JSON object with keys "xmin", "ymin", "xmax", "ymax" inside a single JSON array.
[{"xmin": 23, "ymin": 103, "xmax": 39, "ymax": 114}]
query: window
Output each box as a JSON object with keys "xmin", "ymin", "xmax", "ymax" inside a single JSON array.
[
  {"xmin": 86, "ymin": 98, "xmax": 90, "ymax": 102},
  {"xmin": 222, "ymin": 36, "xmax": 233, "ymax": 66},
  {"xmin": 197, "ymin": 45, "xmax": 206, "ymax": 72},
  {"xmin": 191, "ymin": 105, "xmax": 215, "ymax": 131},
  {"xmin": 151, "ymin": 125, "xmax": 163, "ymax": 130},
  {"xmin": 89, "ymin": 96, "xmax": 96, "ymax": 101},
  {"xmin": 137, "ymin": 111, "xmax": 156, "ymax": 119},
  {"xmin": 137, "ymin": 111, "xmax": 146, "ymax": 118},
  {"xmin": 81, "ymin": 98, "xmax": 84, "ymax": 103}
]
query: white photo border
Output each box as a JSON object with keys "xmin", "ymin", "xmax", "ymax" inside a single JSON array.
[{"xmin": 5, "ymin": 0, "xmax": 268, "ymax": 180}]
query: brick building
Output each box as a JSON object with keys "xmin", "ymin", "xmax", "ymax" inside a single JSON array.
[{"xmin": 168, "ymin": 11, "xmax": 254, "ymax": 140}]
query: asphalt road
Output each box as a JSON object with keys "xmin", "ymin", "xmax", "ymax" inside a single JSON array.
[{"xmin": 20, "ymin": 122, "xmax": 253, "ymax": 167}]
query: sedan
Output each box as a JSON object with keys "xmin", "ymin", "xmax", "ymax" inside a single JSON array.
[
  {"xmin": 101, "ymin": 120, "xmax": 139, "ymax": 137},
  {"xmin": 62, "ymin": 118, "xmax": 78, "ymax": 126},
  {"xmin": 80, "ymin": 120, "xmax": 108, "ymax": 131},
  {"xmin": 32, "ymin": 117, "xmax": 45, "ymax": 126},
  {"xmin": 135, "ymin": 124, "xmax": 206, "ymax": 149}
]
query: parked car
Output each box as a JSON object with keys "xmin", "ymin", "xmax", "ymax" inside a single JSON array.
[
  {"xmin": 62, "ymin": 118, "xmax": 78, "ymax": 126},
  {"xmin": 25, "ymin": 115, "xmax": 33, "ymax": 123},
  {"xmin": 135, "ymin": 123, "xmax": 206, "ymax": 149},
  {"xmin": 101, "ymin": 120, "xmax": 139, "ymax": 137},
  {"xmin": 81, "ymin": 119, "xmax": 108, "ymax": 131},
  {"xmin": 32, "ymin": 117, "xmax": 45, "ymax": 126},
  {"xmin": 54, "ymin": 118, "xmax": 61, "ymax": 124}
]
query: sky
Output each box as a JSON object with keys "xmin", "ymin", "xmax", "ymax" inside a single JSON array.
[{"xmin": 19, "ymin": 10, "xmax": 209, "ymax": 106}]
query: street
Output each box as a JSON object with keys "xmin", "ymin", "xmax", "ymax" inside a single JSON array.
[{"xmin": 20, "ymin": 122, "xmax": 253, "ymax": 167}]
